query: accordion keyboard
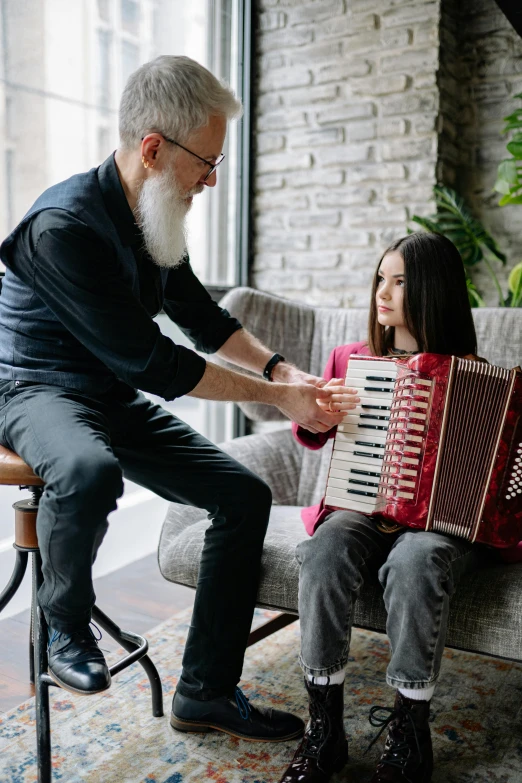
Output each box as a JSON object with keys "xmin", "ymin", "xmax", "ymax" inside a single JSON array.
[{"xmin": 325, "ymin": 357, "xmax": 397, "ymax": 514}]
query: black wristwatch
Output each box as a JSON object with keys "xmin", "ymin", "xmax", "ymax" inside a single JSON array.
[{"xmin": 263, "ymin": 353, "xmax": 286, "ymax": 381}]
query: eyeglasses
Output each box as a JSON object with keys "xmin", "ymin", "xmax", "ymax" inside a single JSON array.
[{"xmin": 142, "ymin": 133, "xmax": 225, "ymax": 181}]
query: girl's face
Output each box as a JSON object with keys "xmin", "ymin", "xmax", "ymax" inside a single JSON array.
[{"xmin": 375, "ymin": 250, "xmax": 405, "ymax": 328}]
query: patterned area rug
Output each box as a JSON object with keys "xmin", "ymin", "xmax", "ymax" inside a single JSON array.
[{"xmin": 1, "ymin": 606, "xmax": 522, "ymax": 783}]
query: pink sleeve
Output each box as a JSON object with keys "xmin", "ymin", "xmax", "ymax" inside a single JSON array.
[{"xmin": 291, "ymin": 348, "xmax": 340, "ymax": 451}]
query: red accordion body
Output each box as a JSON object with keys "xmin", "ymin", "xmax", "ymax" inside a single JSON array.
[{"xmin": 325, "ymin": 353, "xmax": 522, "ymax": 548}]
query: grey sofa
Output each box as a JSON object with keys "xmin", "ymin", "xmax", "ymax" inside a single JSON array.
[{"xmin": 158, "ymin": 287, "xmax": 522, "ymax": 661}]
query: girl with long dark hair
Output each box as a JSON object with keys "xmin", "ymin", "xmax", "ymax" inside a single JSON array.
[{"xmin": 279, "ymin": 232, "xmax": 486, "ymax": 783}]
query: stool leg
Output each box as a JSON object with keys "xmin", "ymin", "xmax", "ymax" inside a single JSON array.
[
  {"xmin": 29, "ymin": 599, "xmax": 35, "ymax": 685},
  {"xmin": 0, "ymin": 548, "xmax": 28, "ymax": 612},
  {"xmin": 92, "ymin": 605, "xmax": 164, "ymax": 717},
  {"xmin": 32, "ymin": 551, "xmax": 52, "ymax": 783}
]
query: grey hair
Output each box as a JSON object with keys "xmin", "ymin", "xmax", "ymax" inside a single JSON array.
[{"xmin": 119, "ymin": 55, "xmax": 243, "ymax": 149}]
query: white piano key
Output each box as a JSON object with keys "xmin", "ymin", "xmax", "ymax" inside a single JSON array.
[
  {"xmin": 334, "ymin": 443, "xmax": 385, "ymax": 460},
  {"xmin": 347, "ymin": 359, "xmax": 397, "ymax": 373},
  {"xmin": 330, "ymin": 467, "xmax": 353, "ymax": 480},
  {"xmin": 331, "ymin": 458, "xmax": 383, "ymax": 473},
  {"xmin": 343, "ymin": 413, "xmax": 390, "ymax": 425},
  {"xmin": 345, "ymin": 368, "xmax": 397, "ymax": 380},
  {"xmin": 345, "ymin": 380, "xmax": 395, "ymax": 394},
  {"xmin": 326, "ymin": 483, "xmax": 379, "ymax": 505},
  {"xmin": 325, "ymin": 494, "xmax": 377, "ymax": 513},
  {"xmin": 336, "ymin": 428, "xmax": 387, "ymax": 444},
  {"xmin": 332, "ymin": 450, "xmax": 383, "ymax": 468},
  {"xmin": 358, "ymin": 396, "xmax": 393, "ymax": 408}
]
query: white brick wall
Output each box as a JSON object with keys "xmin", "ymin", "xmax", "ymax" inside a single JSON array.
[
  {"xmin": 253, "ymin": 0, "xmax": 441, "ymax": 307},
  {"xmin": 252, "ymin": 0, "xmax": 522, "ymax": 308}
]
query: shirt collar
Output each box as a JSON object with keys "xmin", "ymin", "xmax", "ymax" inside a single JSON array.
[{"xmin": 97, "ymin": 152, "xmax": 142, "ymax": 248}]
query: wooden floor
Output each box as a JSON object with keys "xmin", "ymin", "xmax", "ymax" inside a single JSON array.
[{"xmin": 0, "ymin": 553, "xmax": 195, "ymax": 714}]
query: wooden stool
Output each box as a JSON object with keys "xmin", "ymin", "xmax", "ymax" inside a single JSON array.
[{"xmin": 0, "ymin": 444, "xmax": 164, "ymax": 783}]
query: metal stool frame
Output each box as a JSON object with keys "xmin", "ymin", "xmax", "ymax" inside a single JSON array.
[{"xmin": 0, "ymin": 485, "xmax": 164, "ymax": 783}]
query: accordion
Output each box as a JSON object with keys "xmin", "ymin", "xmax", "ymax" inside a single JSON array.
[{"xmin": 324, "ymin": 353, "xmax": 522, "ymax": 548}]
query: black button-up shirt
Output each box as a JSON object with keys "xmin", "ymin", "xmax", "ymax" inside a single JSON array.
[{"xmin": 0, "ymin": 154, "xmax": 242, "ymax": 399}]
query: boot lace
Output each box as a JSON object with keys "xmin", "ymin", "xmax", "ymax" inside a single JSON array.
[
  {"xmin": 300, "ymin": 688, "xmax": 332, "ymax": 760},
  {"xmin": 365, "ymin": 703, "xmax": 423, "ymax": 774}
]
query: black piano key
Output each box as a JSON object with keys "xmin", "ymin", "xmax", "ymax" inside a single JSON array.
[
  {"xmin": 361, "ymin": 404, "xmax": 390, "ymax": 411},
  {"xmin": 347, "ymin": 488, "xmax": 377, "ymax": 498},
  {"xmin": 355, "ymin": 440, "xmax": 384, "ymax": 448},
  {"xmin": 351, "ymin": 468, "xmax": 381, "ymax": 478},
  {"xmin": 360, "ymin": 414, "xmax": 390, "ymax": 421},
  {"xmin": 349, "ymin": 478, "xmax": 379, "ymax": 488},
  {"xmin": 358, "ymin": 423, "xmax": 388, "ymax": 431},
  {"xmin": 365, "ymin": 375, "xmax": 395, "ymax": 382},
  {"xmin": 354, "ymin": 450, "xmax": 382, "ymax": 459},
  {"xmin": 364, "ymin": 387, "xmax": 393, "ymax": 393}
]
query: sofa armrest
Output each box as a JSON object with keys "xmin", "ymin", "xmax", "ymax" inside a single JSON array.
[
  {"xmin": 219, "ymin": 428, "xmax": 303, "ymax": 506},
  {"xmin": 158, "ymin": 427, "xmax": 303, "ymax": 585}
]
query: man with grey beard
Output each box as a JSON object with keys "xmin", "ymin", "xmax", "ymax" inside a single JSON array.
[{"xmin": 0, "ymin": 56, "xmax": 349, "ymax": 743}]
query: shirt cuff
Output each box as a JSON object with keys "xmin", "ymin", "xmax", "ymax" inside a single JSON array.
[
  {"xmin": 195, "ymin": 311, "xmax": 243, "ymax": 354},
  {"xmin": 163, "ymin": 345, "xmax": 207, "ymax": 400}
]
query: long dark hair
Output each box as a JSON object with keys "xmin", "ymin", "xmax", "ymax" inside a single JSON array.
[{"xmin": 368, "ymin": 232, "xmax": 477, "ymax": 357}]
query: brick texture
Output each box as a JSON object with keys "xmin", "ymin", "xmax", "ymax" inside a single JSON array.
[{"xmin": 252, "ymin": 0, "xmax": 522, "ymax": 309}]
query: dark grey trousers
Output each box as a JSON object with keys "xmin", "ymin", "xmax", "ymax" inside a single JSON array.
[
  {"xmin": 296, "ymin": 509, "xmax": 488, "ymax": 690},
  {"xmin": 0, "ymin": 380, "xmax": 272, "ymax": 699}
]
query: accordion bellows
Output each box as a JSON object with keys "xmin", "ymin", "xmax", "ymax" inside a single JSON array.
[{"xmin": 325, "ymin": 354, "xmax": 522, "ymax": 548}]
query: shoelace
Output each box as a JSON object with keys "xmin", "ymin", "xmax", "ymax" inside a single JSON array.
[
  {"xmin": 48, "ymin": 621, "xmax": 102, "ymax": 654},
  {"xmin": 365, "ymin": 704, "xmax": 423, "ymax": 771},
  {"xmin": 300, "ymin": 683, "xmax": 333, "ymax": 761},
  {"xmin": 234, "ymin": 687, "xmax": 252, "ymax": 720}
]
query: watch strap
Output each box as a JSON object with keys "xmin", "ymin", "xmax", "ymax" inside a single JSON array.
[{"xmin": 263, "ymin": 353, "xmax": 286, "ymax": 381}]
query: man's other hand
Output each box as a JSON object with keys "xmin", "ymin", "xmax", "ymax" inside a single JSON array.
[{"xmin": 276, "ymin": 383, "xmax": 353, "ymax": 434}]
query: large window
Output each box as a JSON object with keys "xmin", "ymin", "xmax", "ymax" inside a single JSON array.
[{"xmin": 0, "ymin": 0, "xmax": 250, "ymax": 615}]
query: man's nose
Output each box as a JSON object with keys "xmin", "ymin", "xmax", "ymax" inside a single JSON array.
[{"xmin": 203, "ymin": 170, "xmax": 218, "ymax": 188}]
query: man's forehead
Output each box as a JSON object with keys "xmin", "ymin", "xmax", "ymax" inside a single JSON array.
[{"xmin": 187, "ymin": 115, "xmax": 227, "ymax": 157}]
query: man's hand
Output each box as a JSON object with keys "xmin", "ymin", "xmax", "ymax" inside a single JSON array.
[
  {"xmin": 316, "ymin": 377, "xmax": 360, "ymax": 414},
  {"xmin": 276, "ymin": 382, "xmax": 352, "ymax": 434},
  {"xmin": 271, "ymin": 360, "xmax": 326, "ymax": 388}
]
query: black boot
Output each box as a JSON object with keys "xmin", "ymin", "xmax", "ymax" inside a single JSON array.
[
  {"xmin": 279, "ymin": 678, "xmax": 349, "ymax": 783},
  {"xmin": 367, "ymin": 691, "xmax": 433, "ymax": 782},
  {"xmin": 47, "ymin": 624, "xmax": 111, "ymax": 695}
]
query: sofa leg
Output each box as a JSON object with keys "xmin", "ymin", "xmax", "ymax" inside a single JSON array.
[{"xmin": 247, "ymin": 613, "xmax": 297, "ymax": 647}]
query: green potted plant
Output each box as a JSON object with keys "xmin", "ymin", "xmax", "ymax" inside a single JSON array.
[{"xmin": 410, "ymin": 186, "xmax": 509, "ymax": 307}]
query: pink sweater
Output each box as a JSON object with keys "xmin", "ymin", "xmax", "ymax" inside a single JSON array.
[{"xmin": 292, "ymin": 341, "xmax": 522, "ymax": 563}]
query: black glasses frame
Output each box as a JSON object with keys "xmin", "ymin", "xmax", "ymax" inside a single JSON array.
[{"xmin": 141, "ymin": 133, "xmax": 225, "ymax": 181}]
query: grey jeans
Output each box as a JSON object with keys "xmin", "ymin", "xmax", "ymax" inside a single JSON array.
[{"xmin": 296, "ymin": 510, "xmax": 488, "ymax": 689}]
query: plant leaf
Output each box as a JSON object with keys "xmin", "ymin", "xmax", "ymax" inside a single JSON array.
[{"xmin": 507, "ymin": 140, "xmax": 522, "ymax": 158}]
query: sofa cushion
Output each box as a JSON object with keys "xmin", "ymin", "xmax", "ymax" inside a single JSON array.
[{"xmin": 159, "ymin": 500, "xmax": 522, "ymax": 661}]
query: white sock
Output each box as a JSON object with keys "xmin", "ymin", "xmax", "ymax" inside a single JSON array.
[
  {"xmin": 398, "ymin": 685, "xmax": 435, "ymax": 702},
  {"xmin": 307, "ymin": 670, "xmax": 345, "ymax": 686}
]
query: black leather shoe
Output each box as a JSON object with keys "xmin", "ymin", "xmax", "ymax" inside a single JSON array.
[
  {"xmin": 47, "ymin": 625, "xmax": 111, "ymax": 695},
  {"xmin": 279, "ymin": 678, "xmax": 348, "ymax": 782},
  {"xmin": 367, "ymin": 691, "xmax": 433, "ymax": 782},
  {"xmin": 171, "ymin": 687, "xmax": 305, "ymax": 742}
]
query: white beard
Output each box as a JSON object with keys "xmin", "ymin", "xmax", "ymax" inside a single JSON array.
[{"xmin": 136, "ymin": 165, "xmax": 196, "ymax": 269}]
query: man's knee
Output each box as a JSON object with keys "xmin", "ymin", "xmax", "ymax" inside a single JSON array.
[
  {"xmin": 53, "ymin": 451, "xmax": 123, "ymax": 508},
  {"xmin": 233, "ymin": 470, "xmax": 272, "ymax": 511}
]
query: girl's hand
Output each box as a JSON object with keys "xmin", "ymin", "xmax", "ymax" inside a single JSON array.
[{"xmin": 316, "ymin": 378, "xmax": 360, "ymax": 414}]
